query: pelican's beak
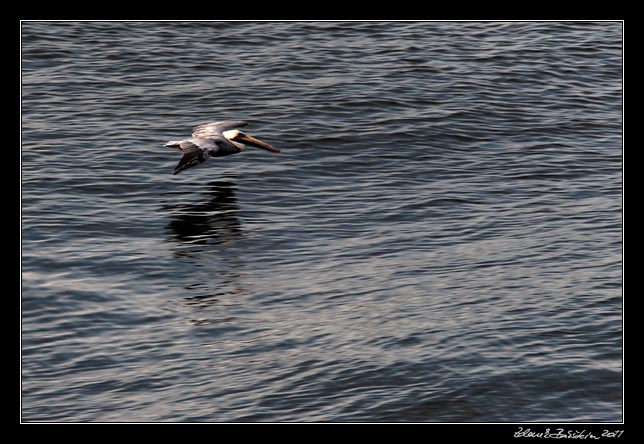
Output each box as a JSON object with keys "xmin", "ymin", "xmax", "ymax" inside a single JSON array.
[{"xmin": 235, "ymin": 132, "xmax": 281, "ymax": 153}]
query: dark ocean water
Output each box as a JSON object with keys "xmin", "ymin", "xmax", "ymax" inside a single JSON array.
[{"xmin": 21, "ymin": 21, "xmax": 622, "ymax": 422}]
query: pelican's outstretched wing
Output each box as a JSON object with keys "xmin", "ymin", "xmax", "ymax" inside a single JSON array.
[
  {"xmin": 192, "ymin": 120, "xmax": 247, "ymax": 138},
  {"xmin": 174, "ymin": 145, "xmax": 208, "ymax": 175}
]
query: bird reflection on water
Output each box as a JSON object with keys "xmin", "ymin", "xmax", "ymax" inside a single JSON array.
[
  {"xmin": 164, "ymin": 180, "xmax": 248, "ymax": 325},
  {"xmin": 167, "ymin": 180, "xmax": 243, "ymax": 247}
]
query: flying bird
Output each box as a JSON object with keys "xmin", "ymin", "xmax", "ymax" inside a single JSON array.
[{"xmin": 165, "ymin": 120, "xmax": 281, "ymax": 175}]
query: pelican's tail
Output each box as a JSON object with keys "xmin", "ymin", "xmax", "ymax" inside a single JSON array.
[{"xmin": 165, "ymin": 140, "xmax": 183, "ymax": 149}]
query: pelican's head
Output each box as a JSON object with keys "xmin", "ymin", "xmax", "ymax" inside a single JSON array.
[{"xmin": 223, "ymin": 129, "xmax": 281, "ymax": 153}]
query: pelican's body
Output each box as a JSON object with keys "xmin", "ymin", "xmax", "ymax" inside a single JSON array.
[{"xmin": 165, "ymin": 120, "xmax": 281, "ymax": 175}]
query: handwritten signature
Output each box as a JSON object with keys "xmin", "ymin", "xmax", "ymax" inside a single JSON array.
[{"xmin": 514, "ymin": 427, "xmax": 624, "ymax": 440}]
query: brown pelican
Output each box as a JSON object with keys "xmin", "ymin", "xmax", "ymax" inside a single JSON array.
[{"xmin": 165, "ymin": 120, "xmax": 281, "ymax": 175}]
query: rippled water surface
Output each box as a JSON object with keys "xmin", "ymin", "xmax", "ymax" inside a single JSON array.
[{"xmin": 21, "ymin": 21, "xmax": 622, "ymax": 422}]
